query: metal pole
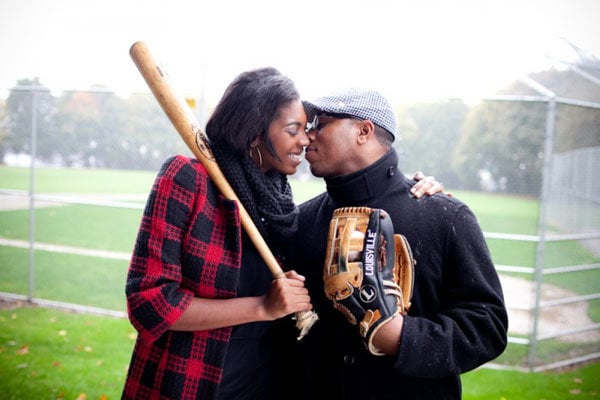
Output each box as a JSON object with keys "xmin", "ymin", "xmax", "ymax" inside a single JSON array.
[
  {"xmin": 27, "ymin": 88, "xmax": 39, "ymax": 301},
  {"xmin": 527, "ymin": 96, "xmax": 557, "ymax": 370}
]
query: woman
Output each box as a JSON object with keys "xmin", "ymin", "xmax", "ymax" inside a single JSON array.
[{"xmin": 122, "ymin": 67, "xmax": 442, "ymax": 400}]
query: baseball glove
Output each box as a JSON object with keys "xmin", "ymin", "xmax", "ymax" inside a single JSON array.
[{"xmin": 323, "ymin": 207, "xmax": 415, "ymax": 355}]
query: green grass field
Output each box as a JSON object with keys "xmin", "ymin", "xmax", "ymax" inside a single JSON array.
[
  {"xmin": 1, "ymin": 165, "xmax": 599, "ymax": 398},
  {"xmin": 1, "ymin": 305, "xmax": 599, "ymax": 400}
]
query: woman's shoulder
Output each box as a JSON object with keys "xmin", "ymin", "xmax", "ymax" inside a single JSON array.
[
  {"xmin": 153, "ymin": 155, "xmax": 212, "ymax": 194},
  {"xmin": 159, "ymin": 155, "xmax": 208, "ymax": 177},
  {"xmin": 160, "ymin": 154, "xmax": 199, "ymax": 168}
]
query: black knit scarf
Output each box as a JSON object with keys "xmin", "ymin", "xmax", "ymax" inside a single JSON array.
[{"xmin": 210, "ymin": 142, "xmax": 299, "ymax": 248}]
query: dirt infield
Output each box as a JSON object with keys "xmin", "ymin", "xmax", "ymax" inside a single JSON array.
[
  {"xmin": 0, "ymin": 298, "xmax": 24, "ymax": 310},
  {"xmin": 0, "ymin": 193, "xmax": 56, "ymax": 210},
  {"xmin": 500, "ymin": 275, "xmax": 600, "ymax": 342}
]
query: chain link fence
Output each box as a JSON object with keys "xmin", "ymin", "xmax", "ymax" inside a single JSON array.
[
  {"xmin": 0, "ymin": 88, "xmax": 195, "ymax": 318},
  {"xmin": 1, "ymin": 75, "xmax": 599, "ymax": 372},
  {"xmin": 480, "ymin": 78, "xmax": 600, "ymax": 371},
  {"xmin": 531, "ymin": 98, "xmax": 600, "ymax": 371}
]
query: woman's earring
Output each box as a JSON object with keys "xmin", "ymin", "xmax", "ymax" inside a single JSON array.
[
  {"xmin": 250, "ymin": 146, "xmax": 263, "ymax": 167},
  {"xmin": 256, "ymin": 147, "xmax": 263, "ymax": 167}
]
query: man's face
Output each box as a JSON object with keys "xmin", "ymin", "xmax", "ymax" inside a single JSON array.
[{"xmin": 304, "ymin": 115, "xmax": 363, "ymax": 178}]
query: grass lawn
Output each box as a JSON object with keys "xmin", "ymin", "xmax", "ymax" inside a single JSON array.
[
  {"xmin": 0, "ymin": 246, "xmax": 128, "ymax": 310},
  {"xmin": 1, "ymin": 166, "xmax": 599, "ymax": 393},
  {"xmin": 0, "ymin": 304, "xmax": 136, "ymax": 400},
  {"xmin": 0, "ymin": 304, "xmax": 598, "ymax": 400},
  {"xmin": 462, "ymin": 364, "xmax": 600, "ymax": 399}
]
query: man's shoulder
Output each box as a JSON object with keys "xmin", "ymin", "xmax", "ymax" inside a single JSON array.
[
  {"xmin": 298, "ymin": 192, "xmax": 330, "ymax": 212},
  {"xmin": 392, "ymin": 192, "xmax": 472, "ymax": 226},
  {"xmin": 297, "ymin": 193, "xmax": 336, "ymax": 231},
  {"xmin": 414, "ymin": 191, "xmax": 467, "ymax": 209},
  {"xmin": 409, "ymin": 192, "xmax": 483, "ymax": 233}
]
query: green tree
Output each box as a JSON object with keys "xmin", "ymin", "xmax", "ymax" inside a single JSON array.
[
  {"xmin": 395, "ymin": 99, "xmax": 468, "ymax": 188},
  {"xmin": 51, "ymin": 88, "xmax": 190, "ymax": 170},
  {"xmin": 120, "ymin": 93, "xmax": 190, "ymax": 170},
  {"xmin": 3, "ymin": 78, "xmax": 56, "ymax": 162},
  {"xmin": 454, "ymin": 51, "xmax": 600, "ymax": 195},
  {"xmin": 554, "ymin": 102, "xmax": 600, "ymax": 153},
  {"xmin": 454, "ymin": 100, "xmax": 546, "ymax": 195},
  {"xmin": 53, "ymin": 89, "xmax": 107, "ymax": 167}
]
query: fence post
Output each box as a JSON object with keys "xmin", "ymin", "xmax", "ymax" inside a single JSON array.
[
  {"xmin": 528, "ymin": 95, "xmax": 557, "ymax": 371},
  {"xmin": 27, "ymin": 88, "xmax": 38, "ymax": 302}
]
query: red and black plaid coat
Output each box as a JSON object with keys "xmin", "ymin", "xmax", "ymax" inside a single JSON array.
[{"xmin": 122, "ymin": 155, "xmax": 242, "ymax": 400}]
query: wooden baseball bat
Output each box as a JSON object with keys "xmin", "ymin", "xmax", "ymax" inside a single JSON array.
[{"xmin": 129, "ymin": 41, "xmax": 318, "ymax": 339}]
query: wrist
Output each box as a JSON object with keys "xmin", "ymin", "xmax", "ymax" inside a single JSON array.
[
  {"xmin": 254, "ymin": 295, "xmax": 273, "ymax": 321},
  {"xmin": 370, "ymin": 314, "xmax": 404, "ymax": 356}
]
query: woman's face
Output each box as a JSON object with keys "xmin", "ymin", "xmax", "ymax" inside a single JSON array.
[{"xmin": 256, "ymin": 99, "xmax": 309, "ymax": 175}]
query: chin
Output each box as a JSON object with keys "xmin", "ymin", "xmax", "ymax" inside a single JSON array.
[{"xmin": 309, "ymin": 167, "xmax": 324, "ymax": 178}]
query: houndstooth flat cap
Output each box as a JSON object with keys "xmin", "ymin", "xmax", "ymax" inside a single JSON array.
[{"xmin": 303, "ymin": 88, "xmax": 397, "ymax": 140}]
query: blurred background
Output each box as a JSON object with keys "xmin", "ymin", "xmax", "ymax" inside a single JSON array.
[{"xmin": 0, "ymin": 0, "xmax": 599, "ymax": 377}]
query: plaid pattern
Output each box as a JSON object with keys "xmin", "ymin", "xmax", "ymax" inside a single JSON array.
[
  {"xmin": 303, "ymin": 88, "xmax": 398, "ymax": 139},
  {"xmin": 122, "ymin": 155, "xmax": 242, "ymax": 400}
]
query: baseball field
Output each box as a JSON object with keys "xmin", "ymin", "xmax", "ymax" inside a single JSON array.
[{"xmin": 0, "ymin": 165, "xmax": 598, "ymax": 398}]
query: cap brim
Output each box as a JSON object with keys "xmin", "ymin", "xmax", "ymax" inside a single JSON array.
[{"xmin": 302, "ymin": 100, "xmax": 321, "ymax": 122}]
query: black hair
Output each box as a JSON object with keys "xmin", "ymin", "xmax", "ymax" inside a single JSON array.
[
  {"xmin": 205, "ymin": 67, "xmax": 300, "ymax": 158},
  {"xmin": 374, "ymin": 125, "xmax": 394, "ymax": 148}
]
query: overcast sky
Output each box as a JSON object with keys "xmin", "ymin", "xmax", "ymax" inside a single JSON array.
[{"xmin": 1, "ymin": 0, "xmax": 599, "ymax": 104}]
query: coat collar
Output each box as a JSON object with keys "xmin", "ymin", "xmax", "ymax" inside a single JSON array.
[{"xmin": 324, "ymin": 149, "xmax": 406, "ymax": 206}]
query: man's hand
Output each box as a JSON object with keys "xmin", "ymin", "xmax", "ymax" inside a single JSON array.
[{"xmin": 323, "ymin": 207, "xmax": 415, "ymax": 355}]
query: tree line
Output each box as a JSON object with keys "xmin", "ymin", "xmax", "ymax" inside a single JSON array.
[
  {"xmin": 1, "ymin": 59, "xmax": 599, "ymax": 196},
  {"xmin": 395, "ymin": 58, "xmax": 600, "ymax": 195},
  {"xmin": 0, "ymin": 78, "xmax": 190, "ymax": 172}
]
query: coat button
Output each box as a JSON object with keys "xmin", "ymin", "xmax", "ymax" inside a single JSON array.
[{"xmin": 343, "ymin": 354, "xmax": 356, "ymax": 365}]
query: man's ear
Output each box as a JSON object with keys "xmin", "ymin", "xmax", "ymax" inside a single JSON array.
[{"xmin": 357, "ymin": 120, "xmax": 375, "ymax": 144}]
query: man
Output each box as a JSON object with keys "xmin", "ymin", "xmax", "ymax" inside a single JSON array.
[{"xmin": 275, "ymin": 88, "xmax": 508, "ymax": 399}]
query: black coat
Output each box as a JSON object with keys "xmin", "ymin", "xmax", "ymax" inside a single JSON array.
[{"xmin": 274, "ymin": 149, "xmax": 508, "ymax": 400}]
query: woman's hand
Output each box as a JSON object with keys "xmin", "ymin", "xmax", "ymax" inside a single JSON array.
[
  {"xmin": 410, "ymin": 171, "xmax": 452, "ymax": 198},
  {"xmin": 263, "ymin": 270, "xmax": 312, "ymax": 320}
]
